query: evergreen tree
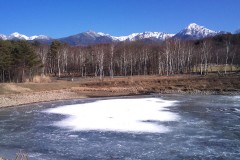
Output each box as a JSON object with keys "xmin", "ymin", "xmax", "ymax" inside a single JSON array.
[
  {"xmin": 0, "ymin": 40, "xmax": 13, "ymax": 82},
  {"xmin": 12, "ymin": 41, "xmax": 41, "ymax": 82}
]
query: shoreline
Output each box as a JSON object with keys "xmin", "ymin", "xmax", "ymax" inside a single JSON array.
[
  {"xmin": 0, "ymin": 88, "xmax": 239, "ymax": 108},
  {"xmin": 0, "ymin": 75, "xmax": 239, "ymax": 108}
]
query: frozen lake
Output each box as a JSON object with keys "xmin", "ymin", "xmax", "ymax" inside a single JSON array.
[{"xmin": 0, "ymin": 95, "xmax": 240, "ymax": 159}]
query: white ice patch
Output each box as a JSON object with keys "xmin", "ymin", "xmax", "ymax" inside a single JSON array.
[{"xmin": 43, "ymin": 98, "xmax": 180, "ymax": 133}]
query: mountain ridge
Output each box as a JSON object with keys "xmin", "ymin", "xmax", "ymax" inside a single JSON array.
[
  {"xmin": 0, "ymin": 32, "xmax": 52, "ymax": 41},
  {"xmin": 0, "ymin": 23, "xmax": 236, "ymax": 45}
]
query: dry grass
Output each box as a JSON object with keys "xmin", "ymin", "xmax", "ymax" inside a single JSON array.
[
  {"xmin": 32, "ymin": 75, "xmax": 52, "ymax": 83},
  {"xmin": 193, "ymin": 64, "xmax": 240, "ymax": 73},
  {"xmin": 0, "ymin": 75, "xmax": 239, "ymax": 107},
  {"xmin": 69, "ymin": 74, "xmax": 240, "ymax": 95},
  {"xmin": 0, "ymin": 75, "xmax": 240, "ymax": 95},
  {"xmin": 0, "ymin": 84, "xmax": 32, "ymax": 94},
  {"xmin": 0, "ymin": 81, "xmax": 79, "ymax": 94}
]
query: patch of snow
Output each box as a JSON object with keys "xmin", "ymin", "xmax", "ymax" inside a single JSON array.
[
  {"xmin": 83, "ymin": 31, "xmax": 104, "ymax": 38},
  {"xmin": 97, "ymin": 32, "xmax": 111, "ymax": 37},
  {"xmin": 43, "ymin": 98, "xmax": 180, "ymax": 133},
  {"xmin": 29, "ymin": 35, "xmax": 51, "ymax": 40}
]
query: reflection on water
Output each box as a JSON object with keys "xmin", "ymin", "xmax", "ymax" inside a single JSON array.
[{"xmin": 0, "ymin": 95, "xmax": 239, "ymax": 159}]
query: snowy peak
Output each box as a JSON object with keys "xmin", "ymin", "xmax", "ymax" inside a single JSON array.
[
  {"xmin": 187, "ymin": 23, "xmax": 202, "ymax": 30},
  {"xmin": 59, "ymin": 30, "xmax": 115, "ymax": 46},
  {"xmin": 113, "ymin": 32, "xmax": 174, "ymax": 41},
  {"xmin": 0, "ymin": 34, "xmax": 7, "ymax": 40},
  {"xmin": 174, "ymin": 23, "xmax": 219, "ymax": 40},
  {"xmin": 133, "ymin": 32, "xmax": 174, "ymax": 41},
  {"xmin": 81, "ymin": 30, "xmax": 112, "ymax": 39},
  {"xmin": 186, "ymin": 23, "xmax": 217, "ymax": 35},
  {"xmin": 83, "ymin": 31, "xmax": 101, "ymax": 38},
  {"xmin": 8, "ymin": 32, "xmax": 29, "ymax": 40},
  {"xmin": 67, "ymin": 31, "xmax": 112, "ymax": 40},
  {"xmin": 0, "ymin": 32, "xmax": 51, "ymax": 41}
]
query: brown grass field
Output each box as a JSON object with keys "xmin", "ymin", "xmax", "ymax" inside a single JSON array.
[{"xmin": 0, "ymin": 74, "xmax": 240, "ymax": 107}]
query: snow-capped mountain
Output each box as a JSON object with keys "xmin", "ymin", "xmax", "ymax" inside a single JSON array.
[
  {"xmin": 59, "ymin": 30, "xmax": 174, "ymax": 45},
  {"xmin": 59, "ymin": 23, "xmax": 223, "ymax": 45},
  {"xmin": 8, "ymin": 32, "xmax": 29, "ymax": 40},
  {"xmin": 0, "ymin": 23, "xmax": 234, "ymax": 45},
  {"xmin": 112, "ymin": 32, "xmax": 174, "ymax": 41},
  {"xmin": 174, "ymin": 23, "xmax": 219, "ymax": 40},
  {"xmin": 0, "ymin": 32, "xmax": 51, "ymax": 41},
  {"xmin": 58, "ymin": 31, "xmax": 115, "ymax": 46},
  {"xmin": 0, "ymin": 34, "xmax": 7, "ymax": 40}
]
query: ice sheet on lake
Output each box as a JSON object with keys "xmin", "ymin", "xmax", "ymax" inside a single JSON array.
[{"xmin": 43, "ymin": 98, "xmax": 180, "ymax": 133}]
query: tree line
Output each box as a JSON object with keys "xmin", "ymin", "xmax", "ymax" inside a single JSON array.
[
  {"xmin": 0, "ymin": 41, "xmax": 41, "ymax": 82},
  {"xmin": 0, "ymin": 34, "xmax": 239, "ymax": 82}
]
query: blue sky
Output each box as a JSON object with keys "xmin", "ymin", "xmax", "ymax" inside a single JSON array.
[{"xmin": 0, "ymin": 0, "xmax": 239, "ymax": 38}]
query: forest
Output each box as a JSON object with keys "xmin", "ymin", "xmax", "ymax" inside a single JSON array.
[{"xmin": 0, "ymin": 34, "xmax": 239, "ymax": 83}]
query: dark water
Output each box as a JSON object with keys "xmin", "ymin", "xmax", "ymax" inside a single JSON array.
[{"xmin": 0, "ymin": 95, "xmax": 240, "ymax": 159}]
